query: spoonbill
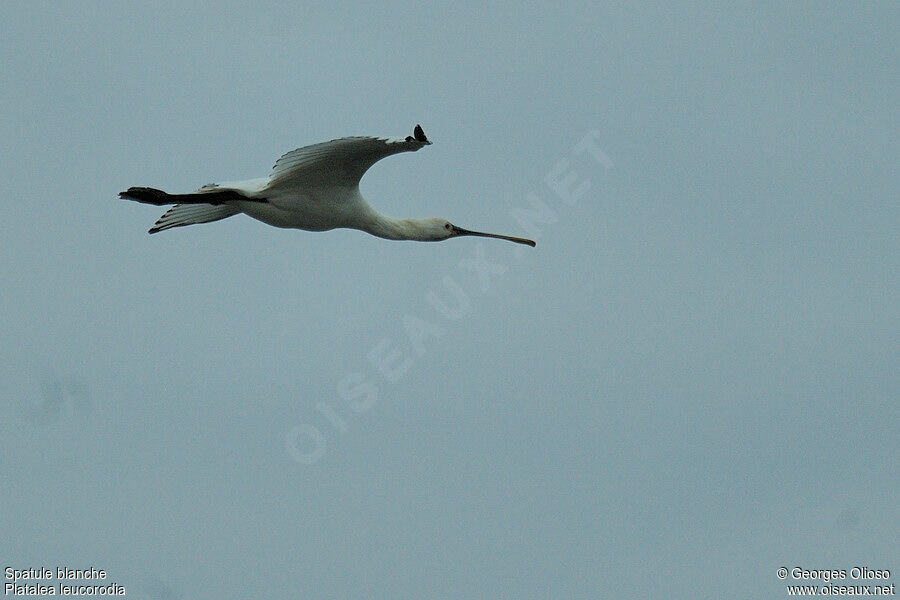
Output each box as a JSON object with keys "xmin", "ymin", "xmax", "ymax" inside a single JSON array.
[{"xmin": 120, "ymin": 125, "xmax": 535, "ymax": 247}]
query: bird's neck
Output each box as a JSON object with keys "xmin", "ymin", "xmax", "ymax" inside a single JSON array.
[{"xmin": 352, "ymin": 208, "xmax": 429, "ymax": 242}]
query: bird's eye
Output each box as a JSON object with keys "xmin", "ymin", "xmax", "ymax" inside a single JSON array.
[{"xmin": 444, "ymin": 223, "xmax": 451, "ymax": 230}]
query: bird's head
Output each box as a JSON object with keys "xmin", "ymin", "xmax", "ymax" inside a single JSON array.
[{"xmin": 417, "ymin": 217, "xmax": 536, "ymax": 247}]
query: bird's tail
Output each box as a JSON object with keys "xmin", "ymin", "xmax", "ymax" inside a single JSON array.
[{"xmin": 148, "ymin": 203, "xmax": 241, "ymax": 234}]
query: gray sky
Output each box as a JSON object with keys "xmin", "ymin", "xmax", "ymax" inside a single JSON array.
[{"xmin": 1, "ymin": 2, "xmax": 897, "ymax": 598}]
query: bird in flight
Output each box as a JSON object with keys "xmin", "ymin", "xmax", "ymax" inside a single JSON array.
[{"xmin": 120, "ymin": 125, "xmax": 535, "ymax": 247}]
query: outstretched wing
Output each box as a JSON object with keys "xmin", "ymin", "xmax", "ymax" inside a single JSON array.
[
  {"xmin": 149, "ymin": 203, "xmax": 240, "ymax": 234},
  {"xmin": 267, "ymin": 125, "xmax": 431, "ymax": 190}
]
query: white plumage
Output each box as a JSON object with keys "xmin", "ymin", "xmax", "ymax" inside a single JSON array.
[{"xmin": 120, "ymin": 125, "xmax": 535, "ymax": 247}]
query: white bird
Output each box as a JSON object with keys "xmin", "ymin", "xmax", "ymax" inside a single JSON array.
[{"xmin": 120, "ymin": 125, "xmax": 535, "ymax": 247}]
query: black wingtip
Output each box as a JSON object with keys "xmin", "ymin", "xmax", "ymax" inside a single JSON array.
[
  {"xmin": 413, "ymin": 124, "xmax": 430, "ymax": 144},
  {"xmin": 119, "ymin": 186, "xmax": 170, "ymax": 205}
]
